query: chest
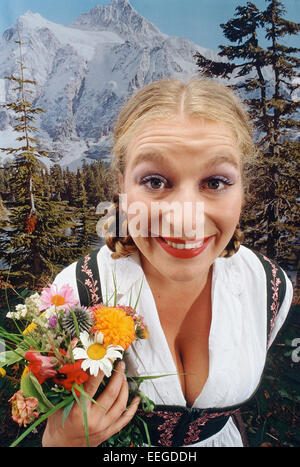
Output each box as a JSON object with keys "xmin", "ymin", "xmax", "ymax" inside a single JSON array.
[{"xmin": 155, "ymin": 292, "xmax": 212, "ymax": 407}]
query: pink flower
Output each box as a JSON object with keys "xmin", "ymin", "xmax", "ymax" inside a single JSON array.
[
  {"xmin": 39, "ymin": 283, "xmax": 78, "ymax": 312},
  {"xmin": 9, "ymin": 390, "xmax": 39, "ymax": 427},
  {"xmin": 24, "ymin": 347, "xmax": 57, "ymax": 384}
]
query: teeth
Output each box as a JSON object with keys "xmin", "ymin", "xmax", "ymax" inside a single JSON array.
[{"xmin": 164, "ymin": 239, "xmax": 204, "ymax": 249}]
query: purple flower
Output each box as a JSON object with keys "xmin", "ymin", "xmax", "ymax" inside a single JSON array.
[{"xmin": 48, "ymin": 315, "xmax": 58, "ymax": 328}]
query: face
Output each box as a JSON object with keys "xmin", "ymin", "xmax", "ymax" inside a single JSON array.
[{"xmin": 119, "ymin": 116, "xmax": 243, "ymax": 284}]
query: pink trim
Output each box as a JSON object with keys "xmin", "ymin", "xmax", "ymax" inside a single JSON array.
[
  {"xmin": 262, "ymin": 255, "xmax": 282, "ymax": 343},
  {"xmin": 81, "ymin": 254, "xmax": 101, "ymax": 305},
  {"xmin": 141, "ymin": 411, "xmax": 183, "ymax": 447},
  {"xmin": 184, "ymin": 408, "xmax": 239, "ymax": 444},
  {"xmin": 140, "ymin": 408, "xmax": 239, "ymax": 446}
]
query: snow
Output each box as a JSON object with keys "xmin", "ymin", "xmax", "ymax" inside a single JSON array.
[
  {"xmin": 0, "ymin": 127, "xmax": 23, "ymax": 166},
  {"xmin": 2, "ymin": 0, "xmax": 295, "ymax": 171},
  {"xmin": 19, "ymin": 11, "xmax": 124, "ymax": 61},
  {"xmin": 0, "ymin": 79, "xmax": 5, "ymax": 103},
  {"xmin": 0, "ymin": 127, "xmax": 22, "ymax": 150},
  {"xmin": 0, "ymin": 1, "xmax": 237, "ymax": 169}
]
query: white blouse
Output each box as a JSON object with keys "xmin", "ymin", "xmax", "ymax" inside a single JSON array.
[{"xmin": 53, "ymin": 244, "xmax": 293, "ymax": 447}]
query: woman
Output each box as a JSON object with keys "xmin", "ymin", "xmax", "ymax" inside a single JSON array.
[{"xmin": 42, "ymin": 78, "xmax": 293, "ymax": 447}]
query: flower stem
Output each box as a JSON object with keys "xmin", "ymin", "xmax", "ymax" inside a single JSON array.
[{"xmin": 9, "ymin": 394, "xmax": 74, "ymax": 447}]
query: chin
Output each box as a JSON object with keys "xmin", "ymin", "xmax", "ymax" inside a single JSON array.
[{"xmin": 163, "ymin": 268, "xmax": 208, "ymax": 283}]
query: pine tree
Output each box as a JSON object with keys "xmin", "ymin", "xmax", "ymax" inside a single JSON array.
[
  {"xmin": 64, "ymin": 167, "xmax": 78, "ymax": 206},
  {"xmin": 76, "ymin": 169, "xmax": 90, "ymax": 250},
  {"xmin": 195, "ymin": 0, "xmax": 299, "ymax": 263},
  {"xmin": 49, "ymin": 163, "xmax": 64, "ymax": 201},
  {"xmin": 0, "ymin": 32, "xmax": 80, "ymax": 287}
]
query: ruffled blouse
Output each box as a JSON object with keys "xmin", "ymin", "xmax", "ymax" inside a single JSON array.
[{"xmin": 53, "ymin": 245, "xmax": 293, "ymax": 447}]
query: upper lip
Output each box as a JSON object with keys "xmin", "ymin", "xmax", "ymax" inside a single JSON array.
[{"xmin": 161, "ymin": 236, "xmax": 209, "ymax": 244}]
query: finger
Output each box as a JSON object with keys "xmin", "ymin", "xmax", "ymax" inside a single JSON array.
[
  {"xmin": 83, "ymin": 369, "xmax": 105, "ymax": 399},
  {"xmin": 105, "ymin": 377, "xmax": 129, "ymax": 422},
  {"xmin": 96, "ymin": 361, "xmax": 126, "ymax": 412},
  {"xmin": 104, "ymin": 396, "xmax": 141, "ymax": 439}
]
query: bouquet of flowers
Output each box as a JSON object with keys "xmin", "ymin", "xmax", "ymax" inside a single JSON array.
[{"xmin": 0, "ymin": 281, "xmax": 155, "ymax": 447}]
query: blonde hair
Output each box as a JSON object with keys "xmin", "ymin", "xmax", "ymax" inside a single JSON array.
[{"xmin": 106, "ymin": 77, "xmax": 256, "ymax": 258}]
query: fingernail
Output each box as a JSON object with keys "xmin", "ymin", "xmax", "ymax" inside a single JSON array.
[
  {"xmin": 133, "ymin": 397, "xmax": 141, "ymax": 405},
  {"xmin": 119, "ymin": 360, "xmax": 125, "ymax": 370}
]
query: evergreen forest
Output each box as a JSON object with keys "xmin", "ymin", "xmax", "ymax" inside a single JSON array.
[{"xmin": 0, "ymin": 0, "xmax": 299, "ymax": 448}]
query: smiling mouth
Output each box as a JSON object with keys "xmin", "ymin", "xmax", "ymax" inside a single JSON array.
[
  {"xmin": 161, "ymin": 237, "xmax": 204, "ymax": 250},
  {"xmin": 156, "ymin": 235, "xmax": 213, "ymax": 258}
]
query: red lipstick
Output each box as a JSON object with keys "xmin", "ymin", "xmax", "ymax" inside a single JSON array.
[{"xmin": 155, "ymin": 236, "xmax": 213, "ymax": 259}]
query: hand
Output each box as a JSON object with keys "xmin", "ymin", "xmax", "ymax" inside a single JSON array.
[{"xmin": 42, "ymin": 361, "xmax": 140, "ymax": 447}]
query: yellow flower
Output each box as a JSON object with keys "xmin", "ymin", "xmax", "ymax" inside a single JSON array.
[
  {"xmin": 22, "ymin": 322, "xmax": 37, "ymax": 335},
  {"xmin": 21, "ymin": 367, "xmax": 29, "ymax": 379},
  {"xmin": 140, "ymin": 327, "xmax": 149, "ymax": 340},
  {"xmin": 93, "ymin": 306, "xmax": 136, "ymax": 350},
  {"xmin": 0, "ymin": 367, "xmax": 6, "ymax": 378}
]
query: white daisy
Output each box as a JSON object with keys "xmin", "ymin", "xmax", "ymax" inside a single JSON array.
[{"xmin": 73, "ymin": 331, "xmax": 124, "ymax": 377}]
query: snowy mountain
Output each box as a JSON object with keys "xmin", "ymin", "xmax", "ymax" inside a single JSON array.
[{"xmin": 0, "ymin": 0, "xmax": 223, "ymax": 169}]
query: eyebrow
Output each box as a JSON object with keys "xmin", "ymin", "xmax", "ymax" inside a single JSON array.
[
  {"xmin": 131, "ymin": 151, "xmax": 167, "ymax": 170},
  {"xmin": 131, "ymin": 151, "xmax": 239, "ymax": 171}
]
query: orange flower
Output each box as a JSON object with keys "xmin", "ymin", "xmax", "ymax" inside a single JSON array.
[
  {"xmin": 9, "ymin": 390, "xmax": 39, "ymax": 427},
  {"xmin": 92, "ymin": 306, "xmax": 136, "ymax": 350}
]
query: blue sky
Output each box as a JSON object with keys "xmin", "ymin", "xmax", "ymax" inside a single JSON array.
[{"xmin": 0, "ymin": 0, "xmax": 299, "ymax": 52}]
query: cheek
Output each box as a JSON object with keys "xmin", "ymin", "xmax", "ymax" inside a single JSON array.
[
  {"xmin": 124, "ymin": 191, "xmax": 152, "ymax": 237},
  {"xmin": 224, "ymin": 192, "xmax": 242, "ymax": 217},
  {"xmin": 208, "ymin": 190, "xmax": 243, "ymax": 232}
]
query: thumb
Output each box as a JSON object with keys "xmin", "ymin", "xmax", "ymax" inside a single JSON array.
[{"xmin": 83, "ymin": 370, "xmax": 105, "ymax": 399}]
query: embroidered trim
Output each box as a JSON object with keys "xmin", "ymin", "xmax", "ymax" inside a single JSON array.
[
  {"xmin": 140, "ymin": 410, "xmax": 183, "ymax": 446},
  {"xmin": 138, "ymin": 408, "xmax": 238, "ymax": 446},
  {"xmin": 81, "ymin": 254, "xmax": 101, "ymax": 305},
  {"xmin": 183, "ymin": 408, "xmax": 239, "ymax": 444},
  {"xmin": 262, "ymin": 254, "xmax": 282, "ymax": 342}
]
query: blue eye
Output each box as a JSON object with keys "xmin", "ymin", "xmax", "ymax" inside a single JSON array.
[{"xmin": 140, "ymin": 175, "xmax": 170, "ymax": 191}]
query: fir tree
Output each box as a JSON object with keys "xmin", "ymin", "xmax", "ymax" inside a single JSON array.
[
  {"xmin": 0, "ymin": 32, "xmax": 80, "ymax": 287},
  {"xmin": 195, "ymin": 0, "xmax": 299, "ymax": 263},
  {"xmin": 49, "ymin": 163, "xmax": 64, "ymax": 201},
  {"xmin": 76, "ymin": 169, "xmax": 90, "ymax": 250}
]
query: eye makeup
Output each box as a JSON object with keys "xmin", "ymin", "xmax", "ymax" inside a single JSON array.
[
  {"xmin": 137, "ymin": 170, "xmax": 237, "ymax": 194},
  {"xmin": 139, "ymin": 174, "xmax": 170, "ymax": 191},
  {"xmin": 201, "ymin": 175, "xmax": 235, "ymax": 191}
]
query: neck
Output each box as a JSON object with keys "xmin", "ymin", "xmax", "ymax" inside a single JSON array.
[{"xmin": 140, "ymin": 254, "xmax": 213, "ymax": 303}]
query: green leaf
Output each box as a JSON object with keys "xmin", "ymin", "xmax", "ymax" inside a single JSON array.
[
  {"xmin": 21, "ymin": 372, "xmax": 54, "ymax": 413},
  {"xmin": 72, "ymin": 383, "xmax": 104, "ymax": 409},
  {"xmin": 70, "ymin": 306, "xmax": 80, "ymax": 338},
  {"xmin": 136, "ymin": 414, "xmax": 152, "ymax": 446},
  {"xmin": 71, "ymin": 385, "xmax": 89, "ymax": 447},
  {"xmin": 0, "ymin": 349, "xmax": 25, "ymax": 367},
  {"xmin": 129, "ymin": 372, "xmax": 178, "ymax": 387},
  {"xmin": 133, "ymin": 275, "xmax": 144, "ymax": 310},
  {"xmin": 62, "ymin": 400, "xmax": 74, "ymax": 427}
]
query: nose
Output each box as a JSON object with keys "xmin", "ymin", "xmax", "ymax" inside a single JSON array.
[{"xmin": 160, "ymin": 185, "xmax": 205, "ymax": 240}]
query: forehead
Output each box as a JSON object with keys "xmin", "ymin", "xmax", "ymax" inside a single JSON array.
[{"xmin": 125, "ymin": 116, "xmax": 240, "ymax": 171}]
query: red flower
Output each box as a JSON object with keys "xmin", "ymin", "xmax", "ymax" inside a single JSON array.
[
  {"xmin": 53, "ymin": 361, "xmax": 89, "ymax": 395},
  {"xmin": 24, "ymin": 347, "xmax": 57, "ymax": 384}
]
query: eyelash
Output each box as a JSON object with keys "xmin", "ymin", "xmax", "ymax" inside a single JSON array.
[
  {"xmin": 140, "ymin": 175, "xmax": 171, "ymax": 191},
  {"xmin": 140, "ymin": 174, "xmax": 234, "ymax": 192},
  {"xmin": 202, "ymin": 176, "xmax": 234, "ymax": 191}
]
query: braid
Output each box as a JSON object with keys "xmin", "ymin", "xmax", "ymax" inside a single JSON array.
[
  {"xmin": 104, "ymin": 194, "xmax": 138, "ymax": 259},
  {"xmin": 220, "ymin": 226, "xmax": 244, "ymax": 258}
]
